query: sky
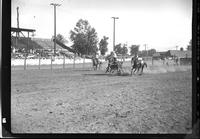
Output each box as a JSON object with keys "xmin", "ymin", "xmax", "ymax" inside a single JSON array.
[{"xmin": 11, "ymin": 0, "xmax": 192, "ymax": 52}]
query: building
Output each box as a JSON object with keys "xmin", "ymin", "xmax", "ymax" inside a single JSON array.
[
  {"xmin": 165, "ymin": 50, "xmax": 192, "ymax": 65},
  {"xmin": 165, "ymin": 50, "xmax": 192, "ymax": 59}
]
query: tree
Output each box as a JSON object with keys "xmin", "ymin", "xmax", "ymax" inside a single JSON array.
[
  {"xmin": 130, "ymin": 45, "xmax": 140, "ymax": 56},
  {"xmin": 121, "ymin": 44, "xmax": 128, "ymax": 56},
  {"xmin": 99, "ymin": 36, "xmax": 109, "ymax": 56},
  {"xmin": 114, "ymin": 43, "xmax": 128, "ymax": 56},
  {"xmin": 114, "ymin": 43, "xmax": 122, "ymax": 55},
  {"xmin": 147, "ymin": 49, "xmax": 156, "ymax": 56},
  {"xmin": 180, "ymin": 47, "xmax": 184, "ymax": 51},
  {"xmin": 56, "ymin": 34, "xmax": 67, "ymax": 44},
  {"xmin": 52, "ymin": 34, "xmax": 67, "ymax": 44},
  {"xmin": 70, "ymin": 19, "xmax": 98, "ymax": 56}
]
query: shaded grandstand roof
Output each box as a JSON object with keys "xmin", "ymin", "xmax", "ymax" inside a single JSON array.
[
  {"xmin": 11, "ymin": 36, "xmax": 43, "ymax": 49},
  {"xmin": 32, "ymin": 38, "xmax": 63, "ymax": 50},
  {"xmin": 11, "ymin": 27, "xmax": 36, "ymax": 32}
]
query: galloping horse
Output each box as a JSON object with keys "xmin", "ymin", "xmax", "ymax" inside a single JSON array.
[
  {"xmin": 108, "ymin": 61, "xmax": 123, "ymax": 73},
  {"xmin": 105, "ymin": 56, "xmax": 123, "ymax": 73},
  {"xmin": 131, "ymin": 58, "xmax": 147, "ymax": 75},
  {"xmin": 105, "ymin": 56, "xmax": 114, "ymax": 73}
]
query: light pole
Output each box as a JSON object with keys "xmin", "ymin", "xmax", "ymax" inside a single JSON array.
[
  {"xmin": 144, "ymin": 44, "xmax": 148, "ymax": 56},
  {"xmin": 50, "ymin": 3, "xmax": 61, "ymax": 56},
  {"xmin": 112, "ymin": 17, "xmax": 119, "ymax": 51}
]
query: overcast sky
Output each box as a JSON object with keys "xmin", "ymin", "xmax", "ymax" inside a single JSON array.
[{"xmin": 11, "ymin": 0, "xmax": 192, "ymax": 52}]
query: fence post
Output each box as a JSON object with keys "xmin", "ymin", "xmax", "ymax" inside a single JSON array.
[
  {"xmin": 39, "ymin": 54, "xmax": 41, "ymax": 69},
  {"xmin": 51, "ymin": 55, "xmax": 53, "ymax": 70},
  {"xmin": 24, "ymin": 55, "xmax": 27, "ymax": 70},
  {"xmin": 73, "ymin": 54, "xmax": 75, "ymax": 69},
  {"xmin": 83, "ymin": 55, "xmax": 85, "ymax": 68},
  {"xmin": 63, "ymin": 55, "xmax": 65, "ymax": 69}
]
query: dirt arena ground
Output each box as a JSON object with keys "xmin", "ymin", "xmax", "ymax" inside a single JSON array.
[{"xmin": 11, "ymin": 62, "xmax": 192, "ymax": 133}]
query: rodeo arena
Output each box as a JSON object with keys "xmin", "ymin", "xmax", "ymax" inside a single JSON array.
[{"xmin": 11, "ymin": 9, "xmax": 192, "ymax": 135}]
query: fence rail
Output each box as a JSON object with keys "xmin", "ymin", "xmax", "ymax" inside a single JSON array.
[
  {"xmin": 11, "ymin": 55, "xmax": 191, "ymax": 70},
  {"xmin": 11, "ymin": 55, "xmax": 94, "ymax": 70}
]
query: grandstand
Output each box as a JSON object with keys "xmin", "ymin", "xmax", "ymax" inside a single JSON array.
[
  {"xmin": 11, "ymin": 36, "xmax": 43, "ymax": 50},
  {"xmin": 32, "ymin": 38, "xmax": 63, "ymax": 50},
  {"xmin": 12, "ymin": 37, "xmax": 72, "ymax": 51},
  {"xmin": 11, "ymin": 36, "xmax": 75, "ymax": 59}
]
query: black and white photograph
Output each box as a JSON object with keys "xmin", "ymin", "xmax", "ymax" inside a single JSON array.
[{"xmin": 10, "ymin": 0, "xmax": 193, "ymax": 134}]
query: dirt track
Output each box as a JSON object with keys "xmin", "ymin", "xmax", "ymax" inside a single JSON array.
[{"xmin": 11, "ymin": 64, "xmax": 192, "ymax": 133}]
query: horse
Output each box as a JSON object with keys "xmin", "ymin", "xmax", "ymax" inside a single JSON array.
[
  {"xmin": 105, "ymin": 56, "xmax": 118, "ymax": 73},
  {"xmin": 92, "ymin": 57, "xmax": 102, "ymax": 70},
  {"xmin": 107, "ymin": 61, "xmax": 123, "ymax": 74},
  {"xmin": 131, "ymin": 59, "xmax": 147, "ymax": 75}
]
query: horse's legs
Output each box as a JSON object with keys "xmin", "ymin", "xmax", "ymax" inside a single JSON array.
[
  {"xmin": 133, "ymin": 67, "xmax": 137, "ymax": 73},
  {"xmin": 131, "ymin": 66, "xmax": 134, "ymax": 75},
  {"xmin": 105, "ymin": 66, "xmax": 109, "ymax": 73},
  {"xmin": 140, "ymin": 66, "xmax": 144, "ymax": 75}
]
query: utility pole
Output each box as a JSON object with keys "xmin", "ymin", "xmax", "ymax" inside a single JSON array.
[
  {"xmin": 111, "ymin": 17, "xmax": 119, "ymax": 51},
  {"xmin": 16, "ymin": 7, "xmax": 19, "ymax": 49},
  {"xmin": 17, "ymin": 7, "xmax": 19, "ymax": 31},
  {"xmin": 50, "ymin": 3, "xmax": 61, "ymax": 56},
  {"xmin": 144, "ymin": 44, "xmax": 147, "ymax": 56}
]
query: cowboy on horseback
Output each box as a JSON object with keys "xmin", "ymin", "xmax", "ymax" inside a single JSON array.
[
  {"xmin": 105, "ymin": 51, "xmax": 118, "ymax": 72},
  {"xmin": 106, "ymin": 51, "xmax": 117, "ymax": 65},
  {"xmin": 131, "ymin": 54, "xmax": 147, "ymax": 75},
  {"xmin": 131, "ymin": 53, "xmax": 139, "ymax": 68}
]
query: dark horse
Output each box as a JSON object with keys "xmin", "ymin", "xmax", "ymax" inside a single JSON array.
[
  {"xmin": 105, "ymin": 56, "xmax": 114, "ymax": 73},
  {"xmin": 92, "ymin": 57, "xmax": 102, "ymax": 70},
  {"xmin": 105, "ymin": 56, "xmax": 123, "ymax": 73},
  {"xmin": 131, "ymin": 59, "xmax": 147, "ymax": 75},
  {"xmin": 107, "ymin": 61, "xmax": 123, "ymax": 74}
]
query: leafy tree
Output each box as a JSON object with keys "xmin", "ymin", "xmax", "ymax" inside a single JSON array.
[
  {"xmin": 70, "ymin": 19, "xmax": 98, "ymax": 56},
  {"xmin": 180, "ymin": 47, "xmax": 184, "ymax": 51},
  {"xmin": 114, "ymin": 43, "xmax": 128, "ymax": 56},
  {"xmin": 99, "ymin": 36, "xmax": 109, "ymax": 56},
  {"xmin": 52, "ymin": 34, "xmax": 67, "ymax": 44},
  {"xmin": 114, "ymin": 43, "xmax": 122, "ymax": 55},
  {"xmin": 121, "ymin": 44, "xmax": 128, "ymax": 56},
  {"xmin": 56, "ymin": 34, "xmax": 67, "ymax": 44},
  {"xmin": 147, "ymin": 49, "xmax": 156, "ymax": 56},
  {"xmin": 130, "ymin": 45, "xmax": 140, "ymax": 56}
]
